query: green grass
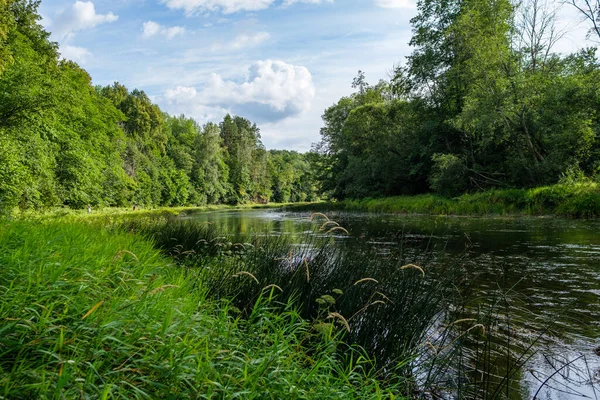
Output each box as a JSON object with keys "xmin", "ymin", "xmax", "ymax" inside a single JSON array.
[
  {"xmin": 10, "ymin": 201, "xmax": 315, "ymax": 220},
  {"xmin": 286, "ymin": 182, "xmax": 600, "ymax": 218},
  {"xmin": 115, "ymin": 217, "xmax": 461, "ymax": 376},
  {"xmin": 0, "ymin": 219, "xmax": 407, "ymax": 399}
]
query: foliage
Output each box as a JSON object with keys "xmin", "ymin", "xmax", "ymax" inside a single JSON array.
[
  {"xmin": 0, "ymin": 219, "xmax": 408, "ymax": 399},
  {"xmin": 429, "ymin": 153, "xmax": 468, "ymax": 197},
  {"xmin": 315, "ymin": 0, "xmax": 600, "ymax": 201},
  {"xmin": 0, "ymin": 2, "xmax": 317, "ymax": 214}
]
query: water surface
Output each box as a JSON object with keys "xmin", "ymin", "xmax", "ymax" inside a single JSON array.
[{"xmin": 187, "ymin": 209, "xmax": 600, "ymax": 399}]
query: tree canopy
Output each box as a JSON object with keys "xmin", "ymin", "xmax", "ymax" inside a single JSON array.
[
  {"xmin": 0, "ymin": 1, "xmax": 319, "ymax": 214},
  {"xmin": 315, "ymin": 0, "xmax": 600, "ymax": 199}
]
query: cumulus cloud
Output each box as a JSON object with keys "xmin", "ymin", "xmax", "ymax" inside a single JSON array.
[
  {"xmin": 59, "ymin": 44, "xmax": 92, "ymax": 63},
  {"xmin": 142, "ymin": 21, "xmax": 186, "ymax": 39},
  {"xmin": 373, "ymin": 0, "xmax": 415, "ymax": 8},
  {"xmin": 52, "ymin": 1, "xmax": 118, "ymax": 40},
  {"xmin": 163, "ymin": 60, "xmax": 315, "ymax": 122},
  {"xmin": 161, "ymin": 0, "xmax": 275, "ymax": 15}
]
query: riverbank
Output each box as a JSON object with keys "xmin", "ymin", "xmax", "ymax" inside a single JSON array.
[
  {"xmin": 286, "ymin": 183, "xmax": 600, "ymax": 218},
  {"xmin": 10, "ymin": 201, "xmax": 313, "ymax": 220},
  {"xmin": 0, "ymin": 218, "xmax": 407, "ymax": 399}
]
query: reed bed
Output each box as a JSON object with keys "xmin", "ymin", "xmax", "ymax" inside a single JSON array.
[
  {"xmin": 119, "ymin": 216, "xmax": 470, "ymax": 390},
  {"xmin": 118, "ymin": 214, "xmax": 590, "ymax": 399},
  {"xmin": 2, "ymin": 212, "xmax": 582, "ymax": 398}
]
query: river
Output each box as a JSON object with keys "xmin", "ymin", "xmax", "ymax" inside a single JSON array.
[{"xmin": 186, "ymin": 209, "xmax": 600, "ymax": 399}]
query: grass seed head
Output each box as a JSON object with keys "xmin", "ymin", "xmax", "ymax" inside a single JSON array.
[
  {"xmin": 354, "ymin": 278, "xmax": 379, "ymax": 285},
  {"xmin": 400, "ymin": 264, "xmax": 425, "ymax": 277},
  {"xmin": 327, "ymin": 312, "xmax": 350, "ymax": 332},
  {"xmin": 232, "ymin": 271, "xmax": 259, "ymax": 284}
]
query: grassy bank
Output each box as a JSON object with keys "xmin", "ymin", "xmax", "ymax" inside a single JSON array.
[
  {"xmin": 11, "ymin": 201, "xmax": 313, "ymax": 220},
  {"xmin": 286, "ymin": 183, "xmax": 600, "ymax": 218},
  {"xmin": 0, "ymin": 219, "xmax": 406, "ymax": 399}
]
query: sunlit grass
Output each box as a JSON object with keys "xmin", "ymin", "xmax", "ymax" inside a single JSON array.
[
  {"xmin": 288, "ymin": 182, "xmax": 600, "ymax": 218},
  {"xmin": 0, "ymin": 220, "xmax": 406, "ymax": 399}
]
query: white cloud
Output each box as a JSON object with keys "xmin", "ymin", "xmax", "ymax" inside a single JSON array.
[
  {"xmin": 211, "ymin": 31, "xmax": 270, "ymax": 51},
  {"xmin": 142, "ymin": 21, "xmax": 186, "ymax": 39},
  {"xmin": 163, "ymin": 60, "xmax": 315, "ymax": 122},
  {"xmin": 161, "ymin": 0, "xmax": 275, "ymax": 15},
  {"xmin": 52, "ymin": 1, "xmax": 118, "ymax": 40},
  {"xmin": 231, "ymin": 32, "xmax": 270, "ymax": 48},
  {"xmin": 165, "ymin": 86, "xmax": 199, "ymax": 102},
  {"xmin": 374, "ymin": 0, "xmax": 415, "ymax": 9},
  {"xmin": 282, "ymin": 0, "xmax": 333, "ymax": 6},
  {"xmin": 59, "ymin": 44, "xmax": 92, "ymax": 63}
]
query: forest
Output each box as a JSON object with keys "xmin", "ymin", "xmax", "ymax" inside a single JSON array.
[
  {"xmin": 3, "ymin": 1, "xmax": 600, "ymax": 398},
  {"xmin": 1, "ymin": 0, "xmax": 600, "ymax": 214},
  {"xmin": 316, "ymin": 0, "xmax": 600, "ymax": 199},
  {"xmin": 0, "ymin": 0, "xmax": 319, "ymax": 214}
]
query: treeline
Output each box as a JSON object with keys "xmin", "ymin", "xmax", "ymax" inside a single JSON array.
[
  {"xmin": 316, "ymin": 0, "xmax": 600, "ymax": 199},
  {"xmin": 0, "ymin": 1, "xmax": 318, "ymax": 214}
]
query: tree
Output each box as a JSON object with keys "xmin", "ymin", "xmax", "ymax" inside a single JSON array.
[
  {"xmin": 351, "ymin": 70, "xmax": 369, "ymax": 94},
  {"xmin": 0, "ymin": 0, "xmax": 15, "ymax": 76},
  {"xmin": 566, "ymin": 0, "xmax": 600, "ymax": 41},
  {"xmin": 193, "ymin": 123, "xmax": 230, "ymax": 204}
]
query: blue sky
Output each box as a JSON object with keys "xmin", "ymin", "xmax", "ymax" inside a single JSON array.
[{"xmin": 39, "ymin": 0, "xmax": 592, "ymax": 151}]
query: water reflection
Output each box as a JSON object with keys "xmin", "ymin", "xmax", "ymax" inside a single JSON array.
[{"xmin": 187, "ymin": 209, "xmax": 600, "ymax": 399}]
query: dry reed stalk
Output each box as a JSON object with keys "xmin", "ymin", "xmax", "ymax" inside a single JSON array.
[
  {"xmin": 232, "ymin": 271, "xmax": 259, "ymax": 284},
  {"xmin": 112, "ymin": 250, "xmax": 138, "ymax": 263},
  {"xmin": 327, "ymin": 312, "xmax": 351, "ymax": 332},
  {"xmin": 375, "ymin": 291, "xmax": 393, "ymax": 304},
  {"xmin": 400, "ymin": 264, "xmax": 425, "ymax": 277},
  {"xmin": 262, "ymin": 284, "xmax": 283, "ymax": 292},
  {"xmin": 304, "ymin": 258, "xmax": 310, "ymax": 282},
  {"xmin": 465, "ymin": 324, "xmax": 486, "ymax": 336},
  {"xmin": 425, "ymin": 341, "xmax": 438, "ymax": 355},
  {"xmin": 438, "ymin": 323, "xmax": 487, "ymax": 354},
  {"xmin": 319, "ymin": 221, "xmax": 340, "ymax": 231},
  {"xmin": 82, "ymin": 300, "xmax": 104, "ymax": 320},
  {"xmin": 326, "ymin": 226, "xmax": 349, "ymax": 235},
  {"xmin": 350, "ymin": 300, "xmax": 387, "ymax": 321},
  {"xmin": 448, "ymin": 318, "xmax": 477, "ymax": 326}
]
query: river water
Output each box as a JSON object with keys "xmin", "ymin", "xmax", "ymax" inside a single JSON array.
[{"xmin": 187, "ymin": 209, "xmax": 600, "ymax": 399}]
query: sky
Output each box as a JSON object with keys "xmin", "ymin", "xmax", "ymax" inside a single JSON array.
[{"xmin": 39, "ymin": 0, "xmax": 594, "ymax": 151}]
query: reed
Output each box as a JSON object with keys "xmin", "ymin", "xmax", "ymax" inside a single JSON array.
[
  {"xmin": 121, "ymin": 214, "xmax": 466, "ymax": 392},
  {"xmin": 120, "ymin": 213, "xmax": 583, "ymax": 398},
  {"xmin": 4, "ymin": 211, "xmax": 578, "ymax": 398}
]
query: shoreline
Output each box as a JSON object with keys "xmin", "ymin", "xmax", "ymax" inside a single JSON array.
[{"xmin": 283, "ymin": 183, "xmax": 600, "ymax": 219}]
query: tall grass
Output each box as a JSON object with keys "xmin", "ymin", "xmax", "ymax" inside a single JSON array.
[
  {"xmin": 0, "ymin": 219, "xmax": 408, "ymax": 399},
  {"xmin": 117, "ymin": 216, "xmax": 477, "ymax": 391},
  {"xmin": 3, "ymin": 211, "xmax": 580, "ymax": 398},
  {"xmin": 117, "ymin": 214, "xmax": 589, "ymax": 399}
]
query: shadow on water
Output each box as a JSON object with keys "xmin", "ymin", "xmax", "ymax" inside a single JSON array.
[{"xmin": 119, "ymin": 209, "xmax": 600, "ymax": 399}]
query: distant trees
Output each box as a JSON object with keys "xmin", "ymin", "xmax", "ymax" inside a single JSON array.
[
  {"xmin": 315, "ymin": 0, "xmax": 600, "ymax": 199},
  {"xmin": 5, "ymin": 0, "xmax": 599, "ymax": 212},
  {"xmin": 0, "ymin": 1, "xmax": 318, "ymax": 214}
]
